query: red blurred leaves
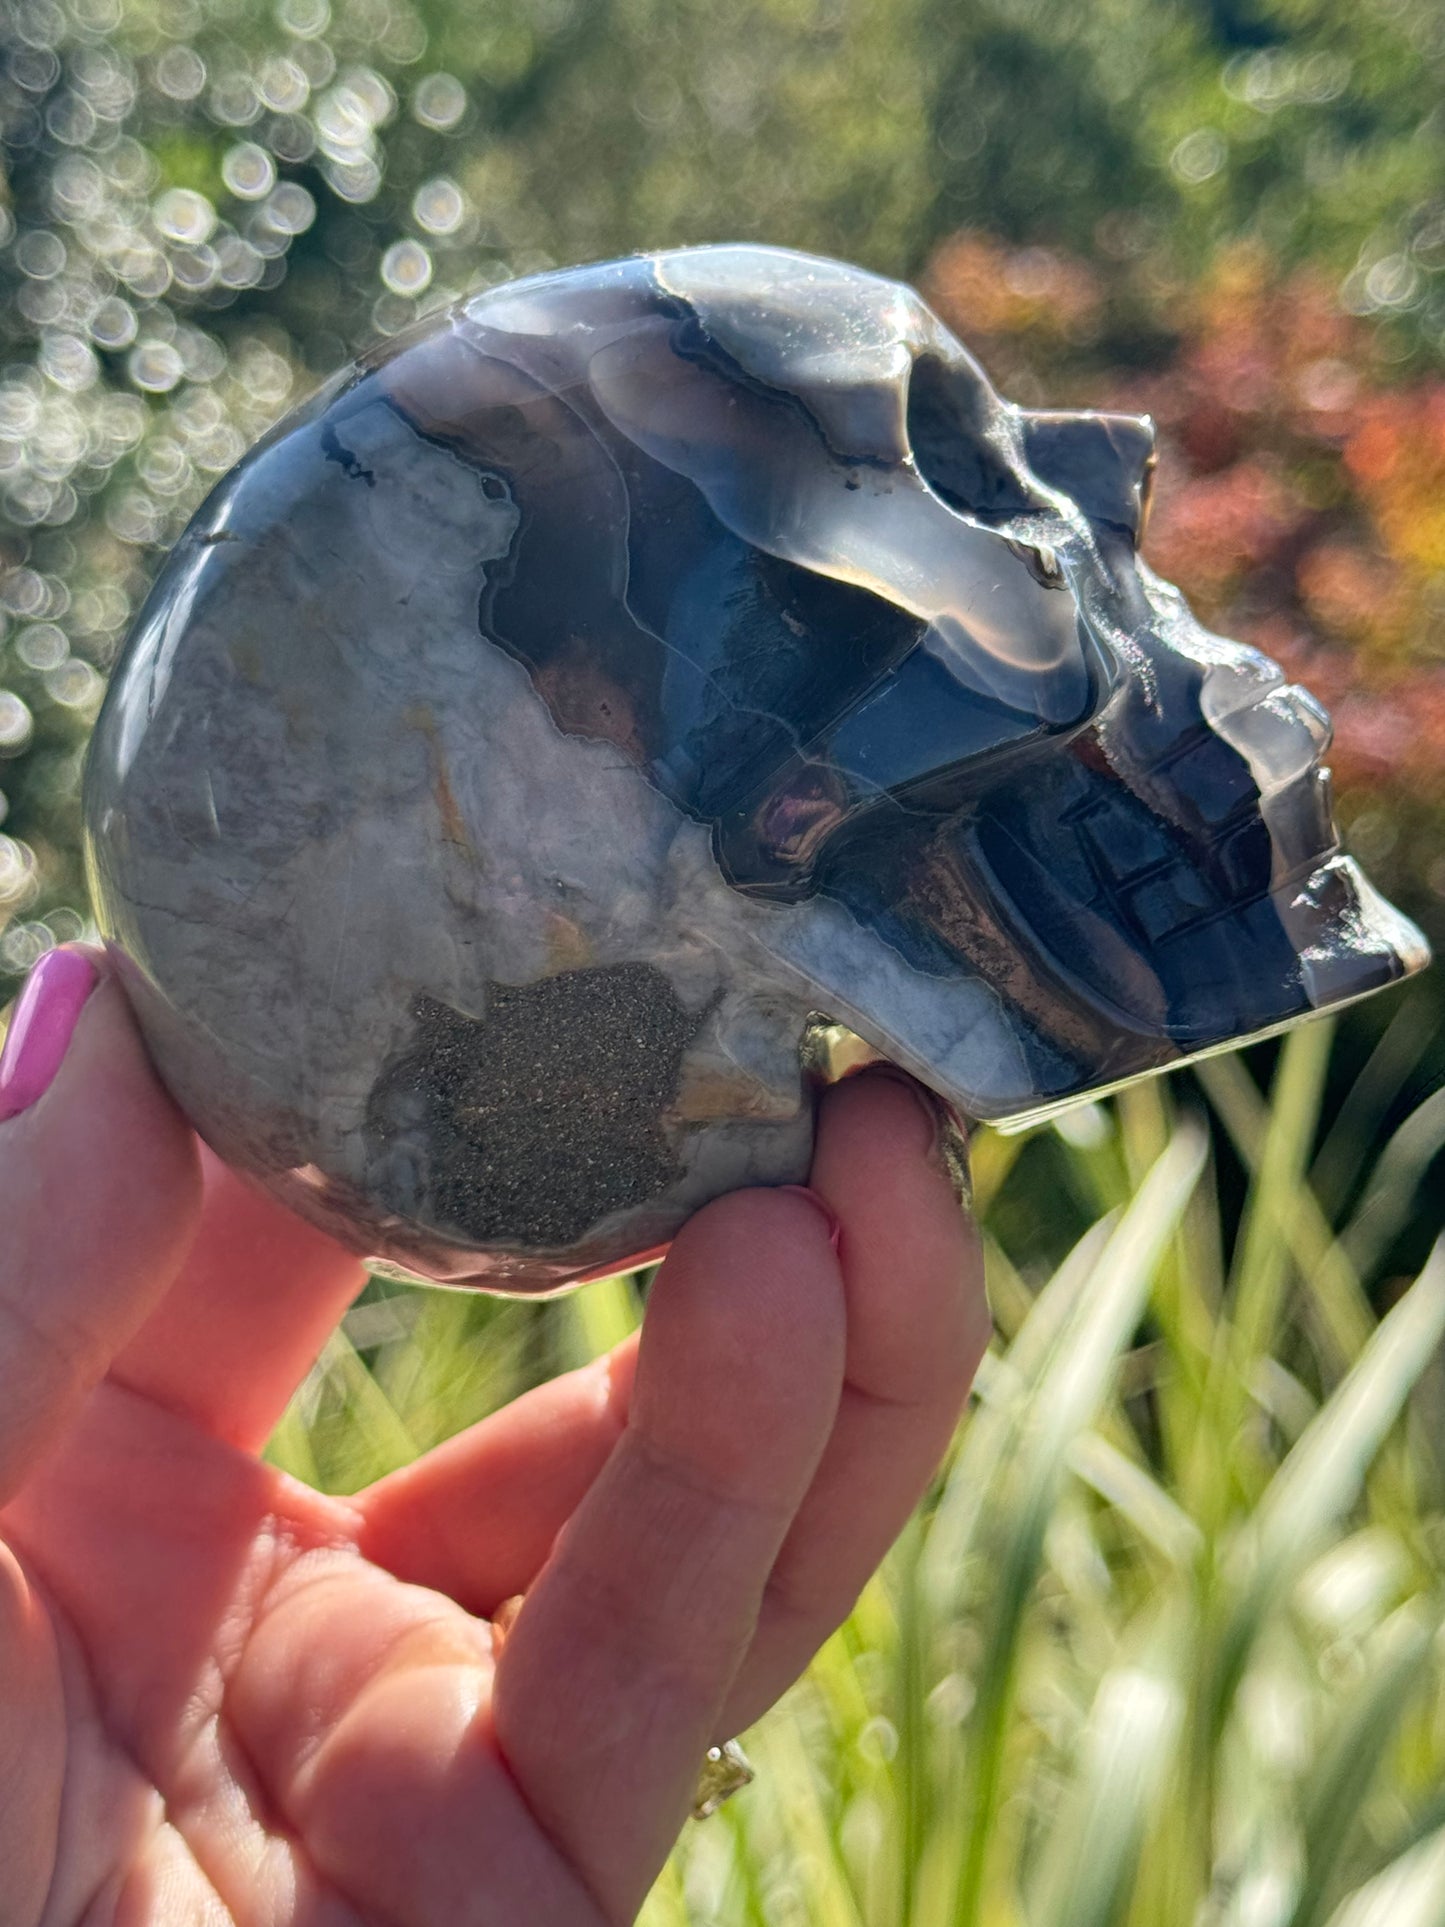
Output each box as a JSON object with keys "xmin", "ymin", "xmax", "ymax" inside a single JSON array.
[{"xmin": 924, "ymin": 233, "xmax": 1445, "ymax": 801}]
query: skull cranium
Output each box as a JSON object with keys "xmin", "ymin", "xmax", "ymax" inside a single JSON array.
[{"xmin": 83, "ymin": 245, "xmax": 1429, "ymax": 1289}]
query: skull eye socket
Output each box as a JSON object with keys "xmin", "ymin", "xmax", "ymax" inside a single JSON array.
[{"xmin": 905, "ymin": 352, "xmax": 1048, "ymax": 526}]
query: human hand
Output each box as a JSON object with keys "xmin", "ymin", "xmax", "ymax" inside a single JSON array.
[{"xmin": 0, "ymin": 949, "xmax": 988, "ymax": 1925}]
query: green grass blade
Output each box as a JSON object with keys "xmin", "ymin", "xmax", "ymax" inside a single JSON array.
[
  {"xmin": 892, "ymin": 1516, "xmax": 929, "ymax": 1927},
  {"xmin": 564, "ymin": 1267, "xmax": 643, "ymax": 1362},
  {"xmin": 1208, "ymin": 1240, "xmax": 1445, "ymax": 1739},
  {"xmin": 753, "ymin": 1713, "xmax": 869, "ymax": 1927},
  {"xmin": 1288, "ymin": 1599, "xmax": 1441, "ymax": 1927},
  {"xmin": 1249, "ymin": 1239, "xmax": 1445, "ymax": 1566},
  {"xmin": 980, "ymin": 1233, "xmax": 1040, "ymax": 1345},
  {"xmin": 1311, "ymin": 998, "xmax": 1436, "ymax": 1214},
  {"xmin": 922, "ymin": 1214, "xmax": 1118, "ymax": 1611},
  {"xmin": 263, "ymin": 1395, "xmax": 323, "ymax": 1486},
  {"xmin": 1028, "ymin": 1124, "xmax": 1207, "ymax": 1467},
  {"xmin": 1195, "ymin": 1049, "xmax": 1270, "ymax": 1167},
  {"xmin": 373, "ymin": 1288, "xmax": 531, "ymax": 1449},
  {"xmin": 1228, "ymin": 1018, "xmax": 1336, "ymax": 1383},
  {"xmin": 1067, "ymin": 1430, "xmax": 1203, "ymax": 1569},
  {"xmin": 1323, "ymin": 1820, "xmax": 1445, "ymax": 1927},
  {"xmin": 1341, "ymin": 1086, "xmax": 1445, "ymax": 1283},
  {"xmin": 1029, "ymin": 1658, "xmax": 1185, "ymax": 1927},
  {"xmin": 1198, "ymin": 1047, "xmax": 1376, "ymax": 1375},
  {"xmin": 948, "ymin": 1124, "xmax": 1207, "ymax": 1927},
  {"xmin": 317, "ymin": 1326, "xmax": 422, "ymax": 1484}
]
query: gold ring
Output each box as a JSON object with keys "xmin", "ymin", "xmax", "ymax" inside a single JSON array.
[{"xmin": 691, "ymin": 1739, "xmax": 755, "ymax": 1820}]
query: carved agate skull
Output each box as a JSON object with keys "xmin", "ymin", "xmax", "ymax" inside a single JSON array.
[{"xmin": 83, "ymin": 245, "xmax": 1429, "ymax": 1289}]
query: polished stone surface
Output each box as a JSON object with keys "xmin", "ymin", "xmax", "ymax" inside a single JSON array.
[{"xmin": 83, "ymin": 246, "xmax": 1430, "ymax": 1290}]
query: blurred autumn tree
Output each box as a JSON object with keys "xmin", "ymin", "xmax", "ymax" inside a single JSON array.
[
  {"xmin": 2, "ymin": 0, "xmax": 1444, "ymax": 983},
  {"xmin": 925, "ymin": 234, "xmax": 1445, "ymax": 921}
]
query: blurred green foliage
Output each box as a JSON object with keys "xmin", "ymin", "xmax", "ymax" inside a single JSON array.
[
  {"xmin": 273, "ymin": 1029, "xmax": 1445, "ymax": 1926},
  {"xmin": 3, "ymin": 0, "xmax": 1445, "ymax": 980}
]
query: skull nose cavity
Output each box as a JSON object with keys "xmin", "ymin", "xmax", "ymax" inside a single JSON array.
[{"xmin": 1021, "ymin": 410, "xmax": 1158, "ymax": 542}]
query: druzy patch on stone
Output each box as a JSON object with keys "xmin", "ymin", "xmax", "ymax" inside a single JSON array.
[{"xmin": 83, "ymin": 246, "xmax": 1429, "ymax": 1290}]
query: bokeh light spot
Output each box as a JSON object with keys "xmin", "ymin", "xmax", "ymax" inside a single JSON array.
[
  {"xmin": 380, "ymin": 237, "xmax": 432, "ymax": 294},
  {"xmin": 154, "ymin": 45, "xmax": 207, "ymax": 101},
  {"xmin": 0, "ymin": 922, "xmax": 52, "ymax": 973},
  {"xmin": 0, "ymin": 698, "xmax": 36, "ymax": 756},
  {"xmin": 44, "ymin": 658, "xmax": 101, "ymax": 708},
  {"xmin": 266, "ymin": 183, "xmax": 317, "ymax": 234},
  {"xmin": 17, "ymin": 624, "xmax": 69, "ymax": 672},
  {"xmin": 258, "ymin": 55, "xmax": 311, "ymax": 113},
  {"xmin": 16, "ymin": 232, "xmax": 68, "ymax": 280},
  {"xmin": 88, "ymin": 296, "xmax": 139, "ymax": 351},
  {"xmin": 277, "ymin": 0, "xmax": 332, "ymax": 38},
  {"xmin": 128, "ymin": 340, "xmax": 184, "ymax": 392},
  {"xmin": 413, "ymin": 176, "xmax": 465, "ymax": 236},
  {"xmin": 153, "ymin": 188, "xmax": 217, "ymax": 247},
  {"xmin": 1170, "ymin": 129, "xmax": 1227, "ymax": 185},
  {"xmin": 222, "ymin": 142, "xmax": 278, "ymax": 201},
  {"xmin": 411, "ymin": 72, "xmax": 465, "ymax": 130}
]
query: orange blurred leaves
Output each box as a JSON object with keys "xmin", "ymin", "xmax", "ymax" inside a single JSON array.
[{"xmin": 924, "ymin": 232, "xmax": 1445, "ymax": 800}]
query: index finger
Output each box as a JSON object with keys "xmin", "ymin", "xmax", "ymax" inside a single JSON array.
[
  {"xmin": 0, "ymin": 955, "xmax": 202, "ymax": 1504},
  {"xmin": 109, "ymin": 1146, "xmax": 366, "ymax": 1452},
  {"xmin": 716, "ymin": 1067, "xmax": 987, "ymax": 1736}
]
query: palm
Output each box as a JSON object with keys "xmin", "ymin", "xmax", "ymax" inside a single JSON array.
[
  {"xmin": 7, "ymin": 1382, "xmax": 592, "ymax": 1924},
  {"xmin": 0, "ymin": 979, "xmax": 984, "ymax": 1927}
]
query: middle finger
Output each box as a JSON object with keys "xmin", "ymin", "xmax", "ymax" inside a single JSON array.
[{"xmin": 357, "ymin": 1071, "xmax": 985, "ymax": 1713}]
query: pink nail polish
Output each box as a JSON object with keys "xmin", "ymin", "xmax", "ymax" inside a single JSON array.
[
  {"xmin": 775, "ymin": 1184, "xmax": 843, "ymax": 1255},
  {"xmin": 0, "ymin": 948, "xmax": 99, "ymax": 1122}
]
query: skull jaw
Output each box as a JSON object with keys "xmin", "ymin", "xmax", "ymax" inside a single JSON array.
[
  {"xmin": 764, "ymin": 819, "xmax": 1428, "ymax": 1134},
  {"xmin": 978, "ymin": 847, "xmax": 1428, "ymax": 1133}
]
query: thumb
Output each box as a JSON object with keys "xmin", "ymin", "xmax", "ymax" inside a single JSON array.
[{"xmin": 0, "ymin": 947, "xmax": 202, "ymax": 1505}]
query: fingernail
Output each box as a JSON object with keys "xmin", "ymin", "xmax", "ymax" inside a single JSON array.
[
  {"xmin": 0, "ymin": 948, "xmax": 99, "ymax": 1123},
  {"xmin": 846, "ymin": 1062, "xmax": 950, "ymax": 1148},
  {"xmin": 844, "ymin": 1065, "xmax": 973, "ymax": 1208},
  {"xmin": 774, "ymin": 1184, "xmax": 843, "ymax": 1255},
  {"xmin": 490, "ymin": 1592, "xmax": 525, "ymax": 1658}
]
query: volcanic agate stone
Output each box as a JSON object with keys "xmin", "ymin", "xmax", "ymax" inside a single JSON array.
[{"xmin": 83, "ymin": 245, "xmax": 1430, "ymax": 1290}]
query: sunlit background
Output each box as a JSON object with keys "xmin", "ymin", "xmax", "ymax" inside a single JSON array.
[
  {"xmin": 6, "ymin": 2, "xmax": 1445, "ymax": 1922},
  {"xmin": 4, "ymin": 0, "xmax": 1445, "ymax": 985}
]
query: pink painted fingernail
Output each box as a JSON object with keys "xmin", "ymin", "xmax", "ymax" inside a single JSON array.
[
  {"xmin": 0, "ymin": 948, "xmax": 99, "ymax": 1122},
  {"xmin": 775, "ymin": 1184, "xmax": 843, "ymax": 1255}
]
